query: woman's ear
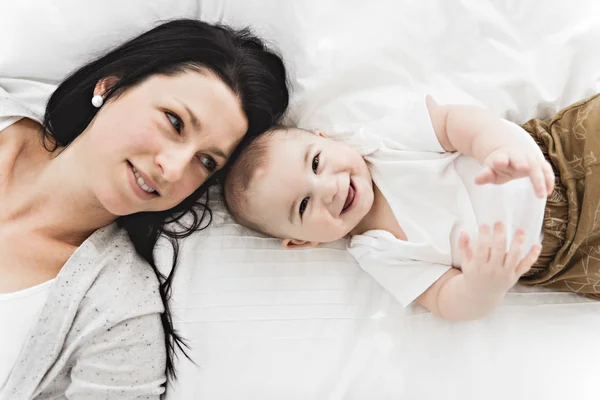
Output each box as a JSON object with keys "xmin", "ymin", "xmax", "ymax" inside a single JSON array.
[
  {"xmin": 281, "ymin": 238, "xmax": 319, "ymax": 249},
  {"xmin": 93, "ymin": 76, "xmax": 120, "ymax": 97}
]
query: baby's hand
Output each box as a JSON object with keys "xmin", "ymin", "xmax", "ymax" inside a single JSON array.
[
  {"xmin": 459, "ymin": 223, "xmax": 542, "ymax": 300},
  {"xmin": 476, "ymin": 147, "xmax": 554, "ymax": 198}
]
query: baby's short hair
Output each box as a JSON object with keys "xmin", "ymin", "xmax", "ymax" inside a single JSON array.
[{"xmin": 223, "ymin": 125, "xmax": 302, "ymax": 236}]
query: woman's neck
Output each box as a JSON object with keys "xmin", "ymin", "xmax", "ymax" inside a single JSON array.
[{"xmin": 4, "ymin": 121, "xmax": 115, "ymax": 246}]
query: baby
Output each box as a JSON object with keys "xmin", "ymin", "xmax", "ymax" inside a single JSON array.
[{"xmin": 223, "ymin": 94, "xmax": 600, "ymax": 320}]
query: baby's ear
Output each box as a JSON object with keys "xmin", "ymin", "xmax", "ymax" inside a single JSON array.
[{"xmin": 281, "ymin": 238, "xmax": 319, "ymax": 249}]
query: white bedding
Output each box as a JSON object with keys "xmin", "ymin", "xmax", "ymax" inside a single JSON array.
[
  {"xmin": 2, "ymin": 1, "xmax": 600, "ymax": 399},
  {"xmin": 165, "ymin": 194, "xmax": 600, "ymax": 400},
  {"xmin": 166, "ymin": 1, "xmax": 600, "ymax": 399}
]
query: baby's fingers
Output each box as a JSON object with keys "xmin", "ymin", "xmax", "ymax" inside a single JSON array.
[
  {"xmin": 509, "ymin": 153, "xmax": 529, "ymax": 172},
  {"xmin": 527, "ymin": 154, "xmax": 548, "ymax": 198},
  {"xmin": 516, "ymin": 243, "xmax": 542, "ymax": 276},
  {"xmin": 459, "ymin": 232, "xmax": 473, "ymax": 265},
  {"xmin": 490, "ymin": 152, "xmax": 510, "ymax": 169},
  {"xmin": 474, "ymin": 225, "xmax": 491, "ymax": 265},
  {"xmin": 542, "ymin": 161, "xmax": 555, "ymax": 195},
  {"xmin": 489, "ymin": 222, "xmax": 507, "ymax": 266},
  {"xmin": 475, "ymin": 166, "xmax": 497, "ymax": 185},
  {"xmin": 504, "ymin": 228, "xmax": 525, "ymax": 269}
]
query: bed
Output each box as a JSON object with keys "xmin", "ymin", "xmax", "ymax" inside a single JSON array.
[{"xmin": 2, "ymin": 1, "xmax": 600, "ymax": 399}]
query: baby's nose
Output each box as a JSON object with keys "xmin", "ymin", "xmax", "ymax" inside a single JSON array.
[{"xmin": 319, "ymin": 176, "xmax": 338, "ymax": 204}]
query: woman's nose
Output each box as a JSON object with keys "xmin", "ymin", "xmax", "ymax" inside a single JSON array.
[{"xmin": 155, "ymin": 145, "xmax": 195, "ymax": 183}]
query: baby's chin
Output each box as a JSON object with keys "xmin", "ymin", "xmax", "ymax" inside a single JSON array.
[{"xmin": 315, "ymin": 228, "xmax": 356, "ymax": 244}]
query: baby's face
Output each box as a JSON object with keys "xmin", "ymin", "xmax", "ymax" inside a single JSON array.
[{"xmin": 249, "ymin": 129, "xmax": 374, "ymax": 244}]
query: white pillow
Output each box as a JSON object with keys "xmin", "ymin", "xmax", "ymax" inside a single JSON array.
[
  {"xmin": 198, "ymin": 0, "xmax": 600, "ymax": 125},
  {"xmin": 0, "ymin": 0, "xmax": 198, "ymax": 82}
]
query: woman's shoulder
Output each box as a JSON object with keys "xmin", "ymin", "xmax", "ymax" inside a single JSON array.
[
  {"xmin": 2, "ymin": 225, "xmax": 167, "ymax": 399},
  {"xmin": 0, "ymin": 78, "xmax": 52, "ymax": 122},
  {"xmin": 77, "ymin": 225, "xmax": 165, "ymax": 321},
  {"xmin": 0, "ymin": 88, "xmax": 42, "ymax": 123}
]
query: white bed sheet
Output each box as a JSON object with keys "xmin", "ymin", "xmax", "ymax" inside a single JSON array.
[
  {"xmin": 165, "ymin": 195, "xmax": 600, "ymax": 400},
  {"xmin": 165, "ymin": 1, "xmax": 600, "ymax": 399},
  {"xmin": 1, "ymin": 1, "xmax": 599, "ymax": 398}
]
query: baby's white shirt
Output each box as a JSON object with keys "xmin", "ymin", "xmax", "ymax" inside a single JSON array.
[{"xmin": 342, "ymin": 96, "xmax": 547, "ymax": 307}]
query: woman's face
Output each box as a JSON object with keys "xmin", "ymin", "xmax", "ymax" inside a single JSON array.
[{"xmin": 78, "ymin": 70, "xmax": 248, "ymax": 216}]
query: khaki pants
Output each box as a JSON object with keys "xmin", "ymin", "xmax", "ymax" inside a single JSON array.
[{"xmin": 520, "ymin": 93, "xmax": 600, "ymax": 299}]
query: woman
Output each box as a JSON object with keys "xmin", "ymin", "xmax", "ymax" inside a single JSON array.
[{"xmin": 0, "ymin": 19, "xmax": 289, "ymax": 399}]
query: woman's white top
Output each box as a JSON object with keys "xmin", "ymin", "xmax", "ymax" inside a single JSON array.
[
  {"xmin": 0, "ymin": 115, "xmax": 56, "ymax": 390},
  {"xmin": 0, "ymin": 280, "xmax": 55, "ymax": 390}
]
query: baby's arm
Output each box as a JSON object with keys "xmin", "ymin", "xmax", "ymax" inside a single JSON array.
[
  {"xmin": 416, "ymin": 223, "xmax": 541, "ymax": 321},
  {"xmin": 425, "ymin": 95, "xmax": 515, "ymax": 161},
  {"xmin": 416, "ymin": 268, "xmax": 496, "ymax": 321},
  {"xmin": 417, "ymin": 268, "xmax": 508, "ymax": 320},
  {"xmin": 425, "ymin": 96, "xmax": 554, "ymax": 198}
]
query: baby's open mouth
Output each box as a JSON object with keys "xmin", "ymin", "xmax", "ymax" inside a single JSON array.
[{"xmin": 342, "ymin": 181, "xmax": 355, "ymax": 213}]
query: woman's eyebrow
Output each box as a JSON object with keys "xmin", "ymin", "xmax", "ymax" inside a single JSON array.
[
  {"xmin": 207, "ymin": 146, "xmax": 228, "ymax": 160},
  {"xmin": 174, "ymin": 98, "xmax": 229, "ymax": 159},
  {"xmin": 175, "ymin": 98, "xmax": 201, "ymax": 131}
]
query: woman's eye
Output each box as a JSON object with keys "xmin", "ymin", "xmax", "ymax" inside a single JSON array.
[
  {"xmin": 199, "ymin": 155, "xmax": 218, "ymax": 173},
  {"xmin": 165, "ymin": 112, "xmax": 183, "ymax": 134},
  {"xmin": 299, "ymin": 197, "xmax": 309, "ymax": 217},
  {"xmin": 312, "ymin": 153, "xmax": 320, "ymax": 173}
]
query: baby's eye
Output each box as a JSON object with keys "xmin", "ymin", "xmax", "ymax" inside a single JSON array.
[
  {"xmin": 198, "ymin": 155, "xmax": 218, "ymax": 173},
  {"xmin": 312, "ymin": 153, "xmax": 320, "ymax": 173},
  {"xmin": 165, "ymin": 111, "xmax": 183, "ymax": 134},
  {"xmin": 299, "ymin": 197, "xmax": 309, "ymax": 217}
]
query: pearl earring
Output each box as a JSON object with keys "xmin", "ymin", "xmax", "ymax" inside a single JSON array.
[{"xmin": 91, "ymin": 95, "xmax": 104, "ymax": 108}]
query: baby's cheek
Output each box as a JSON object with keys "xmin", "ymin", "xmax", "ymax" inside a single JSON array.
[{"xmin": 316, "ymin": 215, "xmax": 338, "ymax": 233}]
